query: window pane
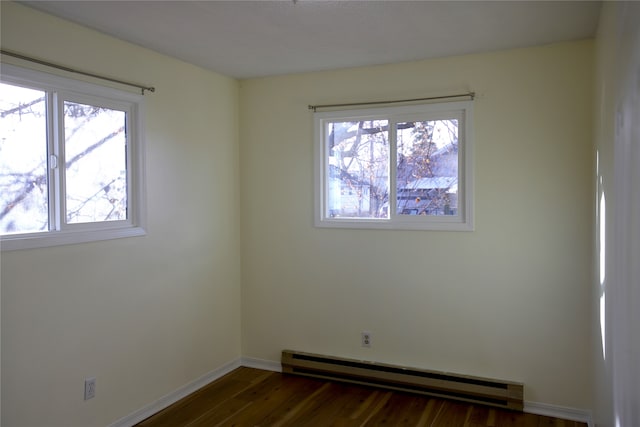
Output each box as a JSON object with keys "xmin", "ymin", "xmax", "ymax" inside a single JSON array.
[
  {"xmin": 0, "ymin": 83, "xmax": 49, "ymax": 234},
  {"xmin": 396, "ymin": 119, "xmax": 458, "ymax": 216},
  {"xmin": 326, "ymin": 120, "xmax": 389, "ymax": 219},
  {"xmin": 64, "ymin": 101, "xmax": 127, "ymax": 224}
]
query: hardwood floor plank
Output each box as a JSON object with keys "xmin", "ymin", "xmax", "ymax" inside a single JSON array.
[
  {"xmin": 430, "ymin": 401, "xmax": 476, "ymax": 427},
  {"xmin": 486, "ymin": 408, "xmax": 497, "ymax": 427},
  {"xmin": 274, "ymin": 383, "xmax": 353, "ymax": 426},
  {"xmin": 494, "ymin": 409, "xmax": 541, "ymax": 427},
  {"xmin": 360, "ymin": 393, "xmax": 430, "ymax": 426},
  {"xmin": 356, "ymin": 390, "xmax": 392, "ymax": 426},
  {"xmin": 347, "ymin": 389, "xmax": 385, "ymax": 420},
  {"xmin": 464, "ymin": 405, "xmax": 490, "ymax": 427},
  {"xmin": 137, "ymin": 368, "xmax": 270, "ymax": 427},
  {"xmin": 196, "ymin": 377, "xmax": 319, "ymax": 426},
  {"xmin": 290, "ymin": 383, "xmax": 374, "ymax": 427},
  {"xmin": 263, "ymin": 383, "xmax": 342, "ymax": 426},
  {"xmin": 135, "ymin": 368, "xmax": 588, "ymax": 427},
  {"xmin": 214, "ymin": 375, "xmax": 328, "ymax": 426},
  {"xmin": 327, "ymin": 385, "xmax": 384, "ymax": 424},
  {"xmin": 324, "ymin": 388, "xmax": 391, "ymax": 427},
  {"xmin": 415, "ymin": 399, "xmax": 446, "ymax": 427},
  {"xmin": 206, "ymin": 400, "xmax": 255, "ymax": 427}
]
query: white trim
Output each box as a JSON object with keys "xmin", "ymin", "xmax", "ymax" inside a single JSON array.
[
  {"xmin": 107, "ymin": 358, "xmax": 242, "ymax": 427},
  {"xmin": 524, "ymin": 401, "xmax": 593, "ymax": 427},
  {"xmin": 314, "ymin": 100, "xmax": 474, "ymax": 231},
  {"xmin": 1, "ymin": 63, "xmax": 143, "ymax": 103},
  {"xmin": 1, "ymin": 226, "xmax": 147, "ymax": 251},
  {"xmin": 0, "ymin": 63, "xmax": 147, "ymax": 251},
  {"xmin": 241, "ymin": 356, "xmax": 282, "ymax": 372}
]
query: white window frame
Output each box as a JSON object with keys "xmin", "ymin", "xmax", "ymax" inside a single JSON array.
[
  {"xmin": 314, "ymin": 100, "xmax": 474, "ymax": 231},
  {"xmin": 0, "ymin": 64, "xmax": 146, "ymax": 251}
]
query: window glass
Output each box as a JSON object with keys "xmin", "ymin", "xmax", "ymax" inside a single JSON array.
[
  {"xmin": 396, "ymin": 119, "xmax": 459, "ymax": 216},
  {"xmin": 63, "ymin": 100, "xmax": 128, "ymax": 224},
  {"xmin": 326, "ymin": 120, "xmax": 389, "ymax": 219},
  {"xmin": 0, "ymin": 83, "xmax": 49, "ymax": 234}
]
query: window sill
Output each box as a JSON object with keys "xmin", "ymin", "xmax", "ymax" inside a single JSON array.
[
  {"xmin": 1, "ymin": 226, "xmax": 146, "ymax": 251},
  {"xmin": 315, "ymin": 217, "xmax": 474, "ymax": 231}
]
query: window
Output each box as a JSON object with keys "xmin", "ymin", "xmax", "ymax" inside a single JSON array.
[
  {"xmin": 314, "ymin": 100, "xmax": 473, "ymax": 230},
  {"xmin": 1, "ymin": 64, "xmax": 145, "ymax": 250}
]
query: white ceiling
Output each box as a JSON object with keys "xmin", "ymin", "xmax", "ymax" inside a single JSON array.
[{"xmin": 20, "ymin": 1, "xmax": 602, "ymax": 79}]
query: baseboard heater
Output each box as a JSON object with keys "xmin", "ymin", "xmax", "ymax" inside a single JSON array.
[{"xmin": 281, "ymin": 350, "xmax": 524, "ymax": 411}]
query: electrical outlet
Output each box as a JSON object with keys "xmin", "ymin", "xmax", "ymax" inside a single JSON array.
[
  {"xmin": 84, "ymin": 377, "xmax": 96, "ymax": 400},
  {"xmin": 361, "ymin": 331, "xmax": 372, "ymax": 348}
]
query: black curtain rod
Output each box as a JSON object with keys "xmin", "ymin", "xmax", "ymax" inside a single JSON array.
[
  {"xmin": 309, "ymin": 92, "xmax": 475, "ymax": 112},
  {"xmin": 1, "ymin": 49, "xmax": 156, "ymax": 95}
]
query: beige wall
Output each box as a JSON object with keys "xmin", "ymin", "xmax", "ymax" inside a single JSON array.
[
  {"xmin": 240, "ymin": 40, "xmax": 594, "ymax": 409},
  {"xmin": 1, "ymin": 3, "xmax": 241, "ymax": 426},
  {"xmin": 593, "ymin": 2, "xmax": 640, "ymax": 426}
]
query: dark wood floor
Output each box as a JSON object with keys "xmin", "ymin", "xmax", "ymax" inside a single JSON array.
[{"xmin": 136, "ymin": 367, "xmax": 587, "ymax": 427}]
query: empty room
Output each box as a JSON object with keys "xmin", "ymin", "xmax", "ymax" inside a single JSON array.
[{"xmin": 1, "ymin": 1, "xmax": 638, "ymax": 426}]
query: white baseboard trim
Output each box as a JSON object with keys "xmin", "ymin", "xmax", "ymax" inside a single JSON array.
[
  {"xmin": 241, "ymin": 356, "xmax": 282, "ymax": 372},
  {"xmin": 525, "ymin": 401, "xmax": 593, "ymax": 427},
  {"xmin": 108, "ymin": 358, "xmax": 242, "ymax": 427}
]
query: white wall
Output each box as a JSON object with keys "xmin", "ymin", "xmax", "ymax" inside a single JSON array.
[
  {"xmin": 1, "ymin": 3, "xmax": 241, "ymax": 426},
  {"xmin": 240, "ymin": 40, "xmax": 594, "ymax": 410},
  {"xmin": 593, "ymin": 2, "xmax": 640, "ymax": 426}
]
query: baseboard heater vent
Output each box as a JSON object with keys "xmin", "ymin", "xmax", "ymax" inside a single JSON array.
[{"xmin": 281, "ymin": 350, "xmax": 523, "ymax": 411}]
